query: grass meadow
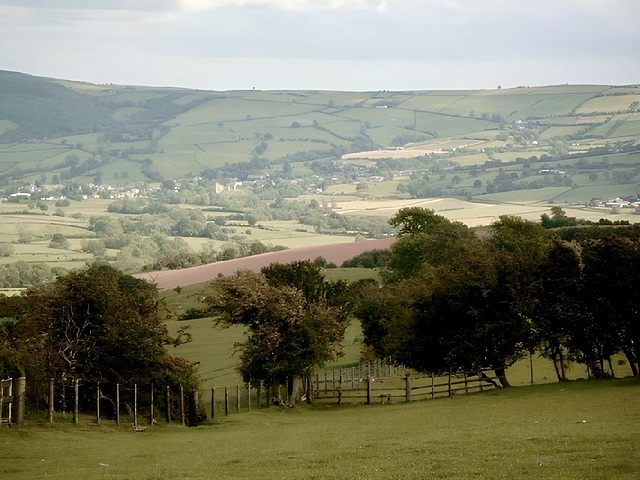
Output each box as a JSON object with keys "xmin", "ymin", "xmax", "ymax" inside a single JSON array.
[{"xmin": 3, "ymin": 379, "xmax": 639, "ymax": 479}]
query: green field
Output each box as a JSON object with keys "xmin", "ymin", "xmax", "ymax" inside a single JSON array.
[
  {"xmin": 3, "ymin": 379, "xmax": 639, "ymax": 479},
  {"xmin": 3, "ymin": 71, "xmax": 639, "ymax": 183}
]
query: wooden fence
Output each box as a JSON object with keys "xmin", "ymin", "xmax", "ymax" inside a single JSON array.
[
  {"xmin": 1, "ymin": 377, "xmax": 26, "ymax": 425},
  {"xmin": 313, "ymin": 369, "xmax": 499, "ymax": 405},
  {"xmin": 1, "ymin": 378, "xmax": 12, "ymax": 425},
  {"xmin": 42, "ymin": 378, "xmax": 203, "ymax": 427},
  {"xmin": 21, "ymin": 367, "xmax": 499, "ymax": 426}
]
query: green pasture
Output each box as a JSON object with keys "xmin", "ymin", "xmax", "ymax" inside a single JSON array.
[
  {"xmin": 476, "ymin": 187, "xmax": 570, "ymax": 205},
  {"xmin": 5, "ymin": 376, "xmax": 639, "ymax": 479},
  {"xmin": 321, "ymin": 119, "xmax": 366, "ymax": 138},
  {"xmin": 170, "ymin": 97, "xmax": 318, "ymax": 126},
  {"xmin": 451, "ymin": 152, "xmax": 490, "ymax": 166},
  {"xmin": 551, "ymin": 185, "xmax": 640, "ymax": 204},
  {"xmin": 439, "ymin": 92, "xmax": 593, "ymax": 120},
  {"xmin": 588, "ymin": 113, "xmax": 635, "ymax": 138},
  {"xmin": 171, "ymin": 93, "xmax": 210, "ymax": 106},
  {"xmin": 414, "ymin": 111, "xmax": 494, "ymax": 138},
  {"xmin": 366, "ymin": 126, "xmax": 420, "ymax": 146},
  {"xmin": 93, "ymin": 160, "xmax": 150, "ymax": 184},
  {"xmin": 4, "ymin": 82, "xmax": 640, "ymax": 189},
  {"xmin": 294, "ymin": 90, "xmax": 375, "ymax": 107},
  {"xmin": 110, "ymin": 107, "xmax": 148, "ymax": 122},
  {"xmin": 575, "ymin": 94, "xmax": 640, "ymax": 114},
  {"xmin": 141, "ymin": 152, "xmax": 209, "ymax": 177},
  {"xmin": 396, "ymin": 94, "xmax": 468, "ymax": 113},
  {"xmin": 159, "ymin": 124, "xmax": 240, "ymax": 147},
  {"xmin": 262, "ymin": 140, "xmax": 340, "ymax": 161},
  {"xmin": 0, "ymin": 217, "xmax": 93, "ymax": 244},
  {"xmin": 98, "ymin": 91, "xmax": 167, "ymax": 105},
  {"xmin": 539, "ymin": 126, "xmax": 588, "ymax": 140},
  {"xmin": 59, "ymin": 132, "xmax": 103, "ymax": 150},
  {"xmin": 323, "ymin": 183, "xmax": 359, "ymax": 195},
  {"xmin": 610, "ymin": 113, "xmax": 640, "ymax": 138},
  {"xmin": 492, "ymin": 150, "xmax": 548, "ymax": 162},
  {"xmin": 541, "ymin": 115, "xmax": 610, "ymax": 126},
  {"xmin": 366, "ymin": 181, "xmax": 402, "ymax": 197},
  {"xmin": 0, "ymin": 119, "xmax": 18, "ymax": 134}
]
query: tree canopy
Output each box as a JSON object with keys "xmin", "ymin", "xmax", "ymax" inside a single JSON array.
[
  {"xmin": 203, "ymin": 262, "xmax": 350, "ymax": 396},
  {"xmin": 0, "ymin": 265, "xmax": 197, "ymax": 406},
  {"xmin": 355, "ymin": 208, "xmax": 640, "ymax": 385}
]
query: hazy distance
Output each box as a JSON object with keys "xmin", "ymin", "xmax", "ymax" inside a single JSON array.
[{"xmin": 0, "ymin": 0, "xmax": 638, "ymax": 91}]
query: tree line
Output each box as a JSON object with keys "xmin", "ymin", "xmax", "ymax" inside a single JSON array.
[
  {"xmin": 0, "ymin": 265, "xmax": 197, "ymax": 411},
  {"xmin": 352, "ymin": 208, "xmax": 640, "ymax": 386}
]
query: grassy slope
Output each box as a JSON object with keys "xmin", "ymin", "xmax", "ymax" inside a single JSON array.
[
  {"xmin": 163, "ymin": 266, "xmax": 632, "ymax": 391},
  {"xmin": 4, "ymin": 379, "xmax": 639, "ymax": 479},
  {"xmin": 2, "ymin": 72, "xmax": 639, "ymax": 186}
]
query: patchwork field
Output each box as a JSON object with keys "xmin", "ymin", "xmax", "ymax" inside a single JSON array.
[{"xmin": 3, "ymin": 72, "xmax": 639, "ymax": 184}]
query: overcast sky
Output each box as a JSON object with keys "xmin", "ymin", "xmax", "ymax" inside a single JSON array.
[{"xmin": 1, "ymin": 0, "xmax": 638, "ymax": 91}]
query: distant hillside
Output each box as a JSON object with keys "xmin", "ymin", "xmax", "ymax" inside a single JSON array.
[
  {"xmin": 0, "ymin": 71, "xmax": 116, "ymax": 141},
  {"xmin": 1, "ymin": 70, "xmax": 639, "ymax": 185}
]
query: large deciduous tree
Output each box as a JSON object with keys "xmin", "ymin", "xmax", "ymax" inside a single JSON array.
[
  {"xmin": 533, "ymin": 239, "xmax": 584, "ymax": 381},
  {"xmin": 580, "ymin": 236, "xmax": 640, "ymax": 377},
  {"xmin": 358, "ymin": 211, "xmax": 550, "ymax": 387},
  {"xmin": 204, "ymin": 262, "xmax": 349, "ymax": 401}
]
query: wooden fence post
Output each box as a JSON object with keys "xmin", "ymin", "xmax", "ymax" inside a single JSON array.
[
  {"xmin": 429, "ymin": 373, "xmax": 434, "ymax": 400},
  {"xmin": 191, "ymin": 389, "xmax": 199, "ymax": 425},
  {"xmin": 48, "ymin": 378, "xmax": 54, "ymax": 424},
  {"xmin": 73, "ymin": 378, "xmax": 79, "ymax": 426},
  {"xmin": 247, "ymin": 384, "xmax": 251, "ymax": 413},
  {"xmin": 478, "ymin": 371, "xmax": 483, "ymax": 392},
  {"xmin": 96, "ymin": 382, "xmax": 100, "ymax": 427},
  {"xmin": 405, "ymin": 373, "xmax": 411, "ymax": 403},
  {"xmin": 256, "ymin": 383, "xmax": 261, "ymax": 409},
  {"xmin": 150, "ymin": 384, "xmax": 155, "ymax": 426},
  {"xmin": 530, "ymin": 352, "xmax": 534, "ymax": 386},
  {"xmin": 116, "ymin": 383, "xmax": 120, "ymax": 427},
  {"xmin": 61, "ymin": 378, "xmax": 66, "ymax": 415},
  {"xmin": 14, "ymin": 377, "xmax": 26, "ymax": 425},
  {"xmin": 338, "ymin": 371, "xmax": 343, "ymax": 406},
  {"xmin": 180, "ymin": 385, "xmax": 186, "ymax": 426},
  {"xmin": 211, "ymin": 387, "xmax": 215, "ymax": 419},
  {"xmin": 351, "ymin": 367, "xmax": 355, "ymax": 390},
  {"xmin": 332, "ymin": 370, "xmax": 336, "ymax": 398},
  {"xmin": 134, "ymin": 383, "xmax": 138, "ymax": 429},
  {"xmin": 165, "ymin": 386, "xmax": 171, "ymax": 424},
  {"xmin": 448, "ymin": 371, "xmax": 452, "ymax": 398},
  {"xmin": 366, "ymin": 376, "xmax": 372, "ymax": 405},
  {"xmin": 464, "ymin": 371, "xmax": 468, "ymax": 395},
  {"xmin": 224, "ymin": 387, "xmax": 229, "ymax": 416}
]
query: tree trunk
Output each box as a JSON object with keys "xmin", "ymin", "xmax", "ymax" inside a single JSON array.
[
  {"xmin": 558, "ymin": 349, "xmax": 568, "ymax": 382},
  {"xmin": 552, "ymin": 356, "xmax": 562, "ymax": 382},
  {"xmin": 304, "ymin": 375, "xmax": 313, "ymax": 404},
  {"xmin": 494, "ymin": 367, "xmax": 511, "ymax": 388},
  {"xmin": 622, "ymin": 349, "xmax": 638, "ymax": 376}
]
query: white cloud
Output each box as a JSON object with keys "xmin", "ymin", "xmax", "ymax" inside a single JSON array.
[{"xmin": 179, "ymin": 0, "xmax": 389, "ymax": 12}]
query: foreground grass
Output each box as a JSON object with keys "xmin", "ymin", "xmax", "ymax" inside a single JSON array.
[{"xmin": 3, "ymin": 379, "xmax": 639, "ymax": 479}]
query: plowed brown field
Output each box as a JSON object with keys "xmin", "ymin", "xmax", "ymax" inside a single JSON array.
[{"xmin": 134, "ymin": 237, "xmax": 394, "ymax": 290}]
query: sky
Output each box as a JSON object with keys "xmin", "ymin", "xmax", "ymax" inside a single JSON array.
[{"xmin": 0, "ymin": 0, "xmax": 638, "ymax": 91}]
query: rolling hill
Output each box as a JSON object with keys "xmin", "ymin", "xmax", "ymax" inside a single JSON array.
[{"xmin": 2, "ymin": 70, "xmax": 639, "ymax": 186}]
